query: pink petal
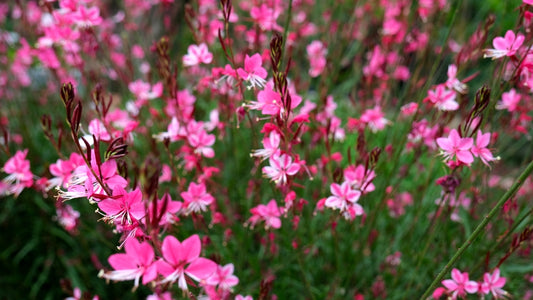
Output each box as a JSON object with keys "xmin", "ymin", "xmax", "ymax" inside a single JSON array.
[
  {"xmin": 109, "ymin": 253, "xmax": 137, "ymax": 270},
  {"xmin": 162, "ymin": 235, "xmax": 182, "ymax": 265},
  {"xmin": 457, "ymin": 150, "xmax": 474, "ymax": 165},
  {"xmin": 180, "ymin": 235, "xmax": 201, "ymax": 263},
  {"xmin": 185, "ymin": 258, "xmax": 217, "ymax": 281}
]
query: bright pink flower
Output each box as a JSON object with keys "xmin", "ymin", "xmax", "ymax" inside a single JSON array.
[
  {"xmin": 247, "ymin": 199, "xmax": 282, "ymax": 229},
  {"xmin": 98, "ymin": 187, "xmax": 146, "ymax": 225},
  {"xmin": 426, "ymin": 84, "xmax": 459, "ymax": 111},
  {"xmin": 237, "ymin": 53, "xmax": 267, "ymax": 89},
  {"xmin": 248, "ymin": 86, "xmax": 283, "ymax": 116},
  {"xmin": 307, "ymin": 40, "xmax": 327, "ymax": 77},
  {"xmin": 344, "ymin": 165, "xmax": 376, "ymax": 193},
  {"xmin": 157, "ymin": 235, "xmax": 217, "ymax": 290},
  {"xmin": 2, "ymin": 149, "xmax": 33, "ymax": 197},
  {"xmin": 471, "ymin": 130, "xmax": 496, "ymax": 166},
  {"xmin": 479, "ymin": 268, "xmax": 507, "ymax": 299},
  {"xmin": 496, "ymin": 89, "xmax": 521, "ymax": 112},
  {"xmin": 436, "ymin": 129, "xmax": 474, "ymax": 166},
  {"xmin": 180, "ymin": 182, "xmax": 214, "ymax": 214},
  {"xmin": 484, "ymin": 30, "xmax": 524, "ymax": 59},
  {"xmin": 441, "ymin": 268, "xmax": 478, "ymax": 299},
  {"xmin": 187, "ymin": 125, "xmax": 216, "ymax": 158},
  {"xmin": 147, "ymin": 193, "xmax": 182, "ymax": 227},
  {"xmin": 206, "ymin": 263, "xmax": 239, "ymax": 290},
  {"xmin": 183, "ymin": 43, "xmax": 213, "ymax": 66},
  {"xmin": 99, "ymin": 238, "xmax": 157, "ymax": 289},
  {"xmin": 47, "ymin": 153, "xmax": 84, "ymax": 190},
  {"xmin": 262, "ymin": 153, "xmax": 300, "ymax": 185}
]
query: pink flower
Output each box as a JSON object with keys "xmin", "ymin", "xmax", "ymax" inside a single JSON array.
[
  {"xmin": 445, "ymin": 65, "xmax": 467, "ymax": 94},
  {"xmin": 426, "ymin": 84, "xmax": 459, "ymax": 111},
  {"xmin": 247, "ymin": 199, "xmax": 282, "ymax": 229},
  {"xmin": 183, "ymin": 43, "xmax": 213, "ymax": 66},
  {"xmin": 360, "ymin": 106, "xmax": 390, "ymax": 132},
  {"xmin": 441, "ymin": 268, "xmax": 478, "ymax": 299},
  {"xmin": 1, "ymin": 149, "xmax": 33, "ymax": 197},
  {"xmin": 496, "ymin": 89, "xmax": 521, "ymax": 112},
  {"xmin": 250, "ymin": 4, "xmax": 282, "ymax": 31},
  {"xmin": 484, "ymin": 30, "xmax": 524, "ymax": 59},
  {"xmin": 237, "ymin": 53, "xmax": 267, "ymax": 89},
  {"xmin": 187, "ymin": 125, "xmax": 216, "ymax": 158},
  {"xmin": 307, "ymin": 41, "xmax": 327, "ymax": 77},
  {"xmin": 206, "ymin": 263, "xmax": 239, "ymax": 290},
  {"xmin": 248, "ymin": 86, "xmax": 283, "ymax": 116},
  {"xmin": 99, "ymin": 238, "xmax": 157, "ymax": 289},
  {"xmin": 70, "ymin": 5, "xmax": 102, "ymax": 27},
  {"xmin": 479, "ymin": 268, "xmax": 507, "ymax": 299},
  {"xmin": 325, "ymin": 181, "xmax": 363, "ymax": 220},
  {"xmin": 262, "ymin": 153, "xmax": 300, "ymax": 185},
  {"xmin": 436, "ymin": 129, "xmax": 474, "ymax": 166},
  {"xmin": 235, "ymin": 295, "xmax": 253, "ymax": 300},
  {"xmin": 252, "ymin": 131, "xmax": 281, "ymax": 161},
  {"xmin": 98, "ymin": 187, "xmax": 146, "ymax": 225},
  {"xmin": 180, "ymin": 182, "xmax": 214, "ymax": 214},
  {"xmin": 471, "ymin": 130, "xmax": 496, "ymax": 166},
  {"xmin": 56, "ymin": 204, "xmax": 80, "ymax": 232},
  {"xmin": 157, "ymin": 235, "xmax": 217, "ymax": 290}
]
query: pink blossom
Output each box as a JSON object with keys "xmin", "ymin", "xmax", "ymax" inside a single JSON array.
[
  {"xmin": 479, "ymin": 268, "xmax": 507, "ymax": 299},
  {"xmin": 471, "ymin": 130, "xmax": 496, "ymax": 166},
  {"xmin": 250, "ymin": 4, "xmax": 282, "ymax": 31},
  {"xmin": 206, "ymin": 263, "xmax": 239, "ymax": 290},
  {"xmin": 247, "ymin": 199, "xmax": 282, "ymax": 229},
  {"xmin": 441, "ymin": 268, "xmax": 478, "ymax": 299},
  {"xmin": 47, "ymin": 152, "xmax": 84, "ymax": 190},
  {"xmin": 98, "ymin": 187, "xmax": 146, "ymax": 225},
  {"xmin": 128, "ymin": 80, "xmax": 163, "ymax": 103},
  {"xmin": 70, "ymin": 5, "xmax": 103, "ymax": 27},
  {"xmin": 1, "ymin": 149, "xmax": 33, "ymax": 197},
  {"xmin": 262, "ymin": 153, "xmax": 300, "ymax": 185},
  {"xmin": 307, "ymin": 40, "xmax": 327, "ymax": 77},
  {"xmin": 99, "ymin": 238, "xmax": 157, "ymax": 289},
  {"xmin": 436, "ymin": 129, "xmax": 474, "ymax": 166},
  {"xmin": 496, "ymin": 89, "xmax": 521, "ymax": 112},
  {"xmin": 445, "ymin": 65, "xmax": 467, "ymax": 94},
  {"xmin": 187, "ymin": 124, "xmax": 216, "ymax": 158},
  {"xmin": 55, "ymin": 204, "xmax": 80, "ymax": 232},
  {"xmin": 157, "ymin": 234, "xmax": 217, "ymax": 290},
  {"xmin": 325, "ymin": 181, "xmax": 363, "ymax": 220},
  {"xmin": 248, "ymin": 86, "xmax": 283, "ymax": 116},
  {"xmin": 484, "ymin": 30, "xmax": 525, "ymax": 59},
  {"xmin": 180, "ymin": 182, "xmax": 214, "ymax": 214},
  {"xmin": 252, "ymin": 131, "xmax": 281, "ymax": 161},
  {"xmin": 237, "ymin": 53, "xmax": 267, "ymax": 89},
  {"xmin": 426, "ymin": 84, "xmax": 459, "ymax": 111},
  {"xmin": 235, "ymin": 295, "xmax": 253, "ymax": 300},
  {"xmin": 344, "ymin": 165, "xmax": 376, "ymax": 193},
  {"xmin": 88, "ymin": 119, "xmax": 111, "ymax": 141},
  {"xmin": 360, "ymin": 106, "xmax": 390, "ymax": 132},
  {"xmin": 183, "ymin": 43, "xmax": 213, "ymax": 66}
]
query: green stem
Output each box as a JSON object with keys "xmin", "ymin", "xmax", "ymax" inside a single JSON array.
[{"xmin": 420, "ymin": 158, "xmax": 533, "ymax": 299}]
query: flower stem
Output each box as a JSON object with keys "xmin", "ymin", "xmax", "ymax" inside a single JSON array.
[{"xmin": 420, "ymin": 158, "xmax": 533, "ymax": 299}]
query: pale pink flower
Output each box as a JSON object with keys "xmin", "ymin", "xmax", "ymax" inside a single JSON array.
[
  {"xmin": 187, "ymin": 125, "xmax": 216, "ymax": 158},
  {"xmin": 471, "ymin": 130, "xmax": 496, "ymax": 166},
  {"xmin": 99, "ymin": 238, "xmax": 157, "ymax": 289},
  {"xmin": 441, "ymin": 268, "xmax": 479, "ymax": 299},
  {"xmin": 235, "ymin": 295, "xmax": 253, "ymax": 300},
  {"xmin": 180, "ymin": 182, "xmax": 214, "ymax": 214},
  {"xmin": 206, "ymin": 263, "xmax": 239, "ymax": 290},
  {"xmin": 426, "ymin": 84, "xmax": 459, "ymax": 111},
  {"xmin": 56, "ymin": 204, "xmax": 80, "ymax": 232},
  {"xmin": 252, "ymin": 131, "xmax": 281, "ymax": 161},
  {"xmin": 1, "ymin": 149, "xmax": 33, "ymax": 197},
  {"xmin": 436, "ymin": 129, "xmax": 474, "ymax": 166},
  {"xmin": 47, "ymin": 152, "xmax": 84, "ymax": 190},
  {"xmin": 496, "ymin": 89, "xmax": 521, "ymax": 112},
  {"xmin": 183, "ymin": 43, "xmax": 213, "ymax": 66},
  {"xmin": 237, "ymin": 53, "xmax": 267, "ymax": 89},
  {"xmin": 250, "ymin": 4, "xmax": 282, "ymax": 31},
  {"xmin": 445, "ymin": 65, "xmax": 467, "ymax": 94},
  {"xmin": 325, "ymin": 181, "xmax": 363, "ymax": 220},
  {"xmin": 157, "ymin": 235, "xmax": 217, "ymax": 290},
  {"xmin": 128, "ymin": 80, "xmax": 163, "ymax": 102},
  {"xmin": 344, "ymin": 165, "xmax": 376, "ymax": 193},
  {"xmin": 484, "ymin": 30, "xmax": 525, "ymax": 59},
  {"xmin": 262, "ymin": 153, "xmax": 300, "ymax": 185},
  {"xmin": 307, "ymin": 40, "xmax": 327, "ymax": 77},
  {"xmin": 479, "ymin": 268, "xmax": 507, "ymax": 299},
  {"xmin": 88, "ymin": 119, "xmax": 111, "ymax": 141}
]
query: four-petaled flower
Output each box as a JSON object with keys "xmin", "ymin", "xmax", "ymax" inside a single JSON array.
[
  {"xmin": 480, "ymin": 268, "xmax": 507, "ymax": 299},
  {"xmin": 436, "ymin": 129, "xmax": 474, "ymax": 166},
  {"xmin": 237, "ymin": 53, "xmax": 267, "ymax": 89},
  {"xmin": 100, "ymin": 238, "xmax": 157, "ymax": 290},
  {"xmin": 262, "ymin": 153, "xmax": 300, "ymax": 185},
  {"xmin": 180, "ymin": 182, "xmax": 214, "ymax": 214},
  {"xmin": 484, "ymin": 30, "xmax": 524, "ymax": 60},
  {"xmin": 441, "ymin": 268, "xmax": 478, "ymax": 300},
  {"xmin": 157, "ymin": 235, "xmax": 217, "ymax": 290},
  {"xmin": 183, "ymin": 43, "xmax": 213, "ymax": 67}
]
